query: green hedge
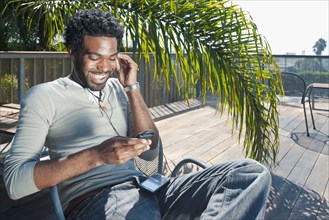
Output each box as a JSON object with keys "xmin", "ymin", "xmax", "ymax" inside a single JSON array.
[
  {"xmin": 0, "ymin": 74, "xmax": 29, "ymax": 103},
  {"xmin": 299, "ymin": 71, "xmax": 329, "ymax": 85},
  {"xmin": 282, "ymin": 71, "xmax": 329, "ymax": 98}
]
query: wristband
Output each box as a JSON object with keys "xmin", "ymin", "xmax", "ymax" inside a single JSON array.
[{"xmin": 124, "ymin": 82, "xmax": 140, "ymax": 92}]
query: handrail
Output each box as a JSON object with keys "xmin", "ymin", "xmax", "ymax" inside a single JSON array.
[
  {"xmin": 280, "ymin": 71, "xmax": 307, "ymax": 103},
  {"xmin": 0, "ymin": 53, "xmax": 188, "ymax": 107}
]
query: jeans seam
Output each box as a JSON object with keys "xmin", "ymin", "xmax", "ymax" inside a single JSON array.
[
  {"xmin": 221, "ymin": 171, "xmax": 233, "ymax": 213},
  {"xmin": 111, "ymin": 187, "xmax": 120, "ymax": 218}
]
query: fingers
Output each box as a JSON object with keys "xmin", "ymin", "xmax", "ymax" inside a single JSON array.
[
  {"xmin": 97, "ymin": 137, "xmax": 151, "ymax": 164},
  {"xmin": 122, "ymin": 138, "xmax": 151, "ymax": 155},
  {"xmin": 115, "ymin": 56, "xmax": 126, "ymax": 83},
  {"xmin": 114, "ymin": 138, "xmax": 151, "ymax": 163},
  {"xmin": 115, "ymin": 53, "xmax": 138, "ymax": 86}
]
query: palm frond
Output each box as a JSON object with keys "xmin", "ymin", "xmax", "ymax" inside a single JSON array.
[{"xmin": 4, "ymin": 0, "xmax": 282, "ymax": 165}]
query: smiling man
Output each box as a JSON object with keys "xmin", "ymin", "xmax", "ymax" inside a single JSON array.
[{"xmin": 4, "ymin": 9, "xmax": 271, "ymax": 220}]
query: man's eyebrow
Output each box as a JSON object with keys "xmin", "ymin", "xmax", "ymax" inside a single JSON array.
[
  {"xmin": 85, "ymin": 51, "xmax": 100, "ymax": 56},
  {"xmin": 110, "ymin": 52, "xmax": 119, "ymax": 57},
  {"xmin": 85, "ymin": 51, "xmax": 118, "ymax": 57}
]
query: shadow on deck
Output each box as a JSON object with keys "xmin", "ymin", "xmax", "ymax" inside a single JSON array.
[
  {"xmin": 266, "ymin": 173, "xmax": 328, "ymax": 219},
  {"xmin": 0, "ymin": 97, "xmax": 328, "ymax": 219}
]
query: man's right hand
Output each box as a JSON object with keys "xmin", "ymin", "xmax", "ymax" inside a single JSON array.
[
  {"xmin": 33, "ymin": 136, "xmax": 151, "ymax": 191},
  {"xmin": 94, "ymin": 136, "xmax": 151, "ymax": 165}
]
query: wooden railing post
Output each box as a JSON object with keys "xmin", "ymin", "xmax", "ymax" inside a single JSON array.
[{"xmin": 18, "ymin": 57, "xmax": 25, "ymax": 102}]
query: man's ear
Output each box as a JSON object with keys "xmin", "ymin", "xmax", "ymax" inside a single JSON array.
[{"xmin": 68, "ymin": 48, "xmax": 77, "ymax": 61}]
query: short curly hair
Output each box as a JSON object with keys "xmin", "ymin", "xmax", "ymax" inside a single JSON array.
[{"xmin": 64, "ymin": 9, "xmax": 124, "ymax": 54}]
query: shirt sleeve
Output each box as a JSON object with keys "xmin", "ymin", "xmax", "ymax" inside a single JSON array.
[{"xmin": 3, "ymin": 85, "xmax": 54, "ymax": 200}]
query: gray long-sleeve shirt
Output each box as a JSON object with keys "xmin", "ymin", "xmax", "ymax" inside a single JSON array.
[{"xmin": 4, "ymin": 77, "xmax": 144, "ymax": 209}]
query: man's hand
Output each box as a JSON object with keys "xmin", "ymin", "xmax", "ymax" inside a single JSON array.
[
  {"xmin": 95, "ymin": 136, "xmax": 152, "ymax": 164},
  {"xmin": 115, "ymin": 53, "xmax": 138, "ymax": 87}
]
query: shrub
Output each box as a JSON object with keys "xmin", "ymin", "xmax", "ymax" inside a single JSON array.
[
  {"xmin": 0, "ymin": 73, "xmax": 29, "ymax": 103},
  {"xmin": 299, "ymin": 71, "xmax": 329, "ymax": 84},
  {"xmin": 282, "ymin": 71, "xmax": 329, "ymax": 98}
]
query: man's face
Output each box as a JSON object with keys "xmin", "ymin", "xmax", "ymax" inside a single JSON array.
[{"xmin": 74, "ymin": 36, "xmax": 118, "ymax": 91}]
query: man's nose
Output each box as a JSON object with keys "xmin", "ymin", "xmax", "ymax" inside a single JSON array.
[{"xmin": 97, "ymin": 59, "xmax": 111, "ymax": 72}]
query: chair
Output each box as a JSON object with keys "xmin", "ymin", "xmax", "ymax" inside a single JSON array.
[
  {"xmin": 302, "ymin": 82, "xmax": 329, "ymax": 136},
  {"xmin": 278, "ymin": 72, "xmax": 308, "ymax": 133},
  {"xmin": 279, "ymin": 72, "xmax": 326, "ymax": 137},
  {"xmin": 50, "ymin": 138, "xmax": 208, "ymax": 220}
]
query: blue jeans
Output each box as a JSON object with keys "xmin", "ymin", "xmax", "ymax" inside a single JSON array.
[{"xmin": 67, "ymin": 158, "xmax": 271, "ymax": 220}]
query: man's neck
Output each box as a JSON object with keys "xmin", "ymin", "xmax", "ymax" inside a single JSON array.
[{"xmin": 69, "ymin": 69, "xmax": 87, "ymax": 88}]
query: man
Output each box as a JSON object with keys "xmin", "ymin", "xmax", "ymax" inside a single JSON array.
[{"xmin": 4, "ymin": 9, "xmax": 271, "ymax": 219}]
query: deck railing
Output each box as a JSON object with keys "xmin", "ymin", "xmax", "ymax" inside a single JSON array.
[
  {"xmin": 273, "ymin": 55, "xmax": 329, "ymax": 99},
  {"xmin": 0, "ymin": 52, "xmax": 188, "ymax": 107},
  {"xmin": 0, "ymin": 52, "xmax": 328, "ymax": 105}
]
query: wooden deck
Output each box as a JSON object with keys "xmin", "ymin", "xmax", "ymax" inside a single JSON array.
[{"xmin": 0, "ymin": 97, "xmax": 328, "ymax": 219}]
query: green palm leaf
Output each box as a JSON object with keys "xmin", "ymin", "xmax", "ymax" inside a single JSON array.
[{"xmin": 4, "ymin": 0, "xmax": 282, "ymax": 165}]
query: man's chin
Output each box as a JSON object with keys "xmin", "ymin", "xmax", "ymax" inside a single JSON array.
[{"xmin": 88, "ymin": 83, "xmax": 106, "ymax": 91}]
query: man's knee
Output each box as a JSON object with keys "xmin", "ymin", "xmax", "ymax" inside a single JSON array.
[
  {"xmin": 223, "ymin": 158, "xmax": 271, "ymax": 186},
  {"xmin": 239, "ymin": 158, "xmax": 271, "ymax": 187}
]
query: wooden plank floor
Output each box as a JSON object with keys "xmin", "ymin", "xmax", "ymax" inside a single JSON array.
[
  {"xmin": 0, "ymin": 98, "xmax": 328, "ymax": 219},
  {"xmin": 154, "ymin": 98, "xmax": 329, "ymax": 220}
]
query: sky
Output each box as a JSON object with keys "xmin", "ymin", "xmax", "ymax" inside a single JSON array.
[{"xmin": 231, "ymin": 0, "xmax": 329, "ymax": 55}]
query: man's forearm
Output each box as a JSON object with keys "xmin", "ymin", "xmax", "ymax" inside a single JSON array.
[
  {"xmin": 34, "ymin": 147, "xmax": 100, "ymax": 190},
  {"xmin": 126, "ymin": 88, "xmax": 159, "ymax": 149}
]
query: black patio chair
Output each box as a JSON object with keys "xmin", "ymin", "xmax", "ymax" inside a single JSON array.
[
  {"xmin": 280, "ymin": 72, "xmax": 316, "ymax": 136},
  {"xmin": 302, "ymin": 82, "xmax": 329, "ymax": 136},
  {"xmin": 50, "ymin": 138, "xmax": 208, "ymax": 220}
]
